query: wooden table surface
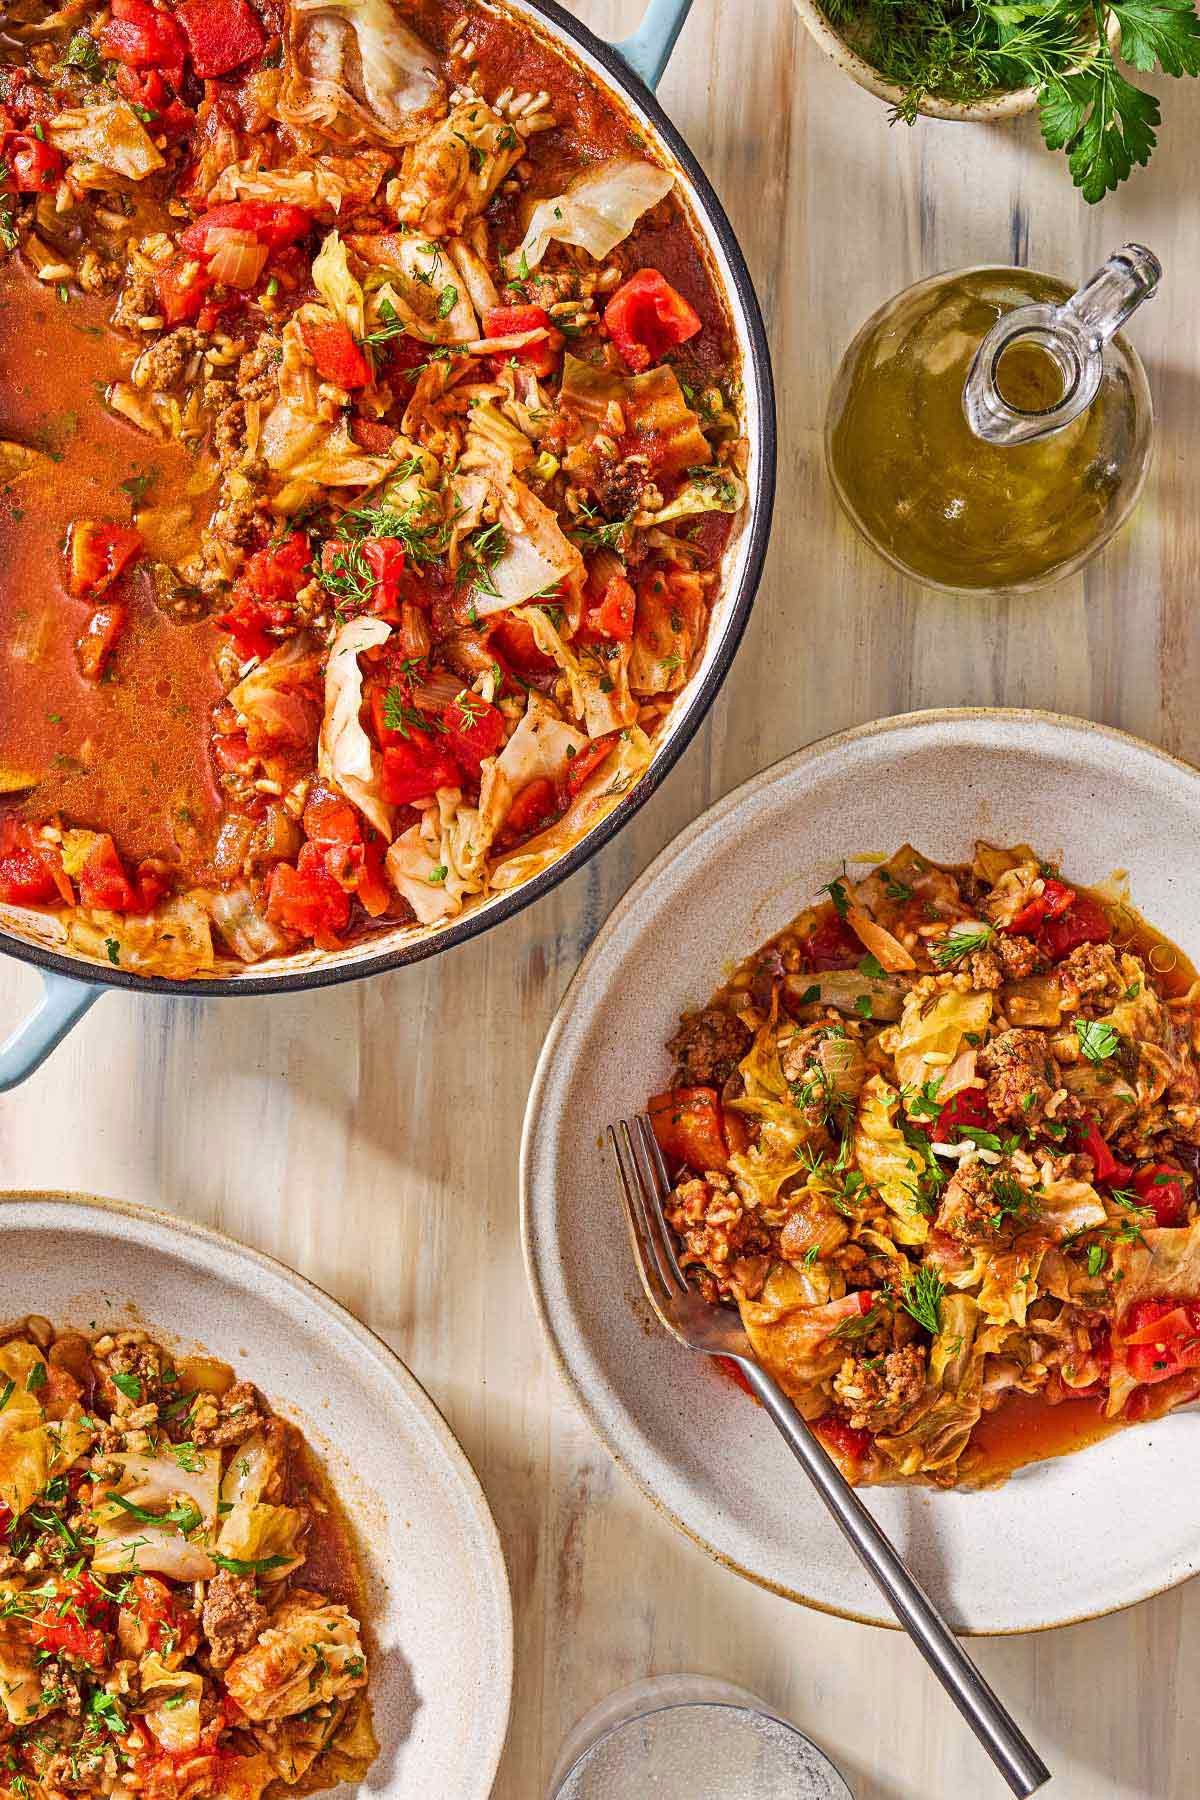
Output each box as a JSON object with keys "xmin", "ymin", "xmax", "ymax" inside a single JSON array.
[{"xmin": 3, "ymin": 2, "xmax": 1198, "ymax": 1795}]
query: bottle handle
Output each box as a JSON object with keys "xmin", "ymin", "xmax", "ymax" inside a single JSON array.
[{"xmin": 963, "ymin": 243, "xmax": 1161, "ymax": 448}]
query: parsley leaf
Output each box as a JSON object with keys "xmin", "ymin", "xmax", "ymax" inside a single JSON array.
[
  {"xmin": 1039, "ymin": 58, "xmax": 1159, "ymax": 203},
  {"xmin": 1075, "ymin": 1018, "xmax": 1121, "ymax": 1064}
]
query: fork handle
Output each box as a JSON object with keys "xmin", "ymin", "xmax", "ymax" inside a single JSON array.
[{"xmin": 740, "ymin": 1360, "xmax": 1050, "ymax": 1797}]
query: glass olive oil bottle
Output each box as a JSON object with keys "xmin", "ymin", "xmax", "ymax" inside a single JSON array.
[{"xmin": 825, "ymin": 247, "xmax": 1159, "ymax": 593}]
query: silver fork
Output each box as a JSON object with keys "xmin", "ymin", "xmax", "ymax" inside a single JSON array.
[{"xmin": 609, "ymin": 1114, "xmax": 1051, "ymax": 1799}]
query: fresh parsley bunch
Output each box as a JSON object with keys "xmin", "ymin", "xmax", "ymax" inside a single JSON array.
[{"xmin": 823, "ymin": 0, "xmax": 1200, "ymax": 199}]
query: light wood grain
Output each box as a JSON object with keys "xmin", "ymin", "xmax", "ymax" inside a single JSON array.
[{"xmin": 2, "ymin": 2, "xmax": 1198, "ymax": 1794}]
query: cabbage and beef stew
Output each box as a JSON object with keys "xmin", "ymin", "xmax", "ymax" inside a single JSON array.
[
  {"xmin": 0, "ymin": 0, "xmax": 745, "ymax": 977},
  {"xmin": 649, "ymin": 844, "xmax": 1200, "ymax": 1487},
  {"xmin": 0, "ymin": 1318, "xmax": 376, "ymax": 1798}
]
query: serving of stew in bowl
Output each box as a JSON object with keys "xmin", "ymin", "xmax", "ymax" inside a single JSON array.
[{"xmin": 0, "ymin": 0, "xmax": 772, "ymax": 989}]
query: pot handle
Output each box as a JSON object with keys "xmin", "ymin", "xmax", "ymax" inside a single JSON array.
[
  {"xmin": 613, "ymin": 0, "xmax": 695, "ymax": 91},
  {"xmin": 0, "ymin": 971, "xmax": 102, "ymax": 1093}
]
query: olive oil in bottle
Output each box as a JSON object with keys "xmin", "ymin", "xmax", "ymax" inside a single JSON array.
[{"xmin": 825, "ymin": 246, "xmax": 1160, "ymax": 593}]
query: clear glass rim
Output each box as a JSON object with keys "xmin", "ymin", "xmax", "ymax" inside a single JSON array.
[{"xmin": 551, "ymin": 1697, "xmax": 849, "ymax": 1798}]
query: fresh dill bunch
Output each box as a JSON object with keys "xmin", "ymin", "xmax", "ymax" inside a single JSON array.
[{"xmin": 819, "ymin": 0, "xmax": 1200, "ymax": 199}]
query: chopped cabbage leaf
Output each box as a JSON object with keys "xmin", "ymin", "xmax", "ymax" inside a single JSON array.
[
  {"xmin": 311, "ymin": 230, "xmax": 366, "ymax": 338},
  {"xmin": 890, "ymin": 986, "xmax": 993, "ymax": 1100},
  {"xmin": 110, "ymin": 1447, "xmax": 220, "ymax": 1521},
  {"xmin": 318, "ymin": 616, "xmax": 393, "ymax": 839},
  {"xmin": 489, "ymin": 724, "xmax": 652, "ymax": 891},
  {"xmin": 509, "ymin": 158, "xmax": 673, "ymax": 272},
  {"xmin": 739, "ymin": 1275, "xmax": 872, "ymax": 1410},
  {"xmin": 64, "ymin": 895, "xmax": 216, "ymax": 978},
  {"xmin": 216, "ymin": 1500, "xmax": 305, "ymax": 1581},
  {"xmin": 469, "ymin": 483, "xmax": 583, "ymax": 616},
  {"xmin": 558, "ymin": 358, "xmax": 710, "ymax": 477},
  {"xmin": 225, "ymin": 1590, "xmax": 368, "ymax": 1721},
  {"xmin": 140, "ymin": 1654, "xmax": 203, "ymax": 1753},
  {"xmin": 220, "ymin": 1430, "xmax": 285, "ymax": 1508},
  {"xmin": 208, "ymin": 150, "xmax": 391, "ymax": 216},
  {"xmin": 647, "ymin": 465, "xmax": 747, "ymax": 526},
  {"xmin": 395, "ymin": 101, "xmax": 527, "ymax": 237},
  {"xmin": 515, "ymin": 605, "xmax": 638, "ymax": 739},
  {"xmin": 49, "ymin": 102, "xmax": 165, "ymax": 179},
  {"xmin": 279, "ymin": 0, "xmax": 445, "ymax": 147},
  {"xmin": 853, "ymin": 1075, "xmax": 929, "ymax": 1245},
  {"xmin": 385, "ymin": 787, "xmax": 487, "ymax": 925},
  {"xmin": 978, "ymin": 1247, "xmax": 1045, "ymax": 1329}
]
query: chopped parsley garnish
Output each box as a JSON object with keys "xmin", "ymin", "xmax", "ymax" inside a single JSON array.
[
  {"xmin": 211, "ymin": 1552, "xmax": 291, "ymax": 1575},
  {"xmin": 1075, "ymin": 1018, "xmax": 1121, "ymax": 1064},
  {"xmin": 823, "ymin": 877, "xmax": 850, "ymax": 919},
  {"xmin": 1086, "ymin": 1242, "xmax": 1109, "ymax": 1277},
  {"xmin": 109, "ymin": 1370, "xmax": 141, "ymax": 1402},
  {"xmin": 25, "ymin": 1362, "xmax": 46, "ymax": 1393}
]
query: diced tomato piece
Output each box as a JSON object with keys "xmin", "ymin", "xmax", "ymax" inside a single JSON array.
[
  {"xmin": 1121, "ymin": 1297, "xmax": 1200, "ymax": 1386},
  {"xmin": 380, "ymin": 736, "xmax": 461, "ymax": 806},
  {"xmin": 0, "ymin": 131, "xmax": 64, "ymax": 193},
  {"xmin": 302, "ymin": 788, "xmax": 362, "ymax": 858},
  {"xmin": 1007, "ymin": 877, "xmax": 1076, "ymax": 936},
  {"xmin": 126, "ymin": 1575, "xmax": 198, "ymax": 1656},
  {"xmin": 932, "ymin": 1085, "xmax": 995, "ymax": 1144},
  {"xmin": 214, "ymin": 533, "xmax": 309, "ymax": 658},
  {"xmin": 0, "ymin": 820, "xmax": 62, "ymax": 906},
  {"xmin": 488, "ymin": 612, "xmax": 556, "ymax": 675},
  {"xmin": 67, "ymin": 520, "xmax": 142, "ymax": 599},
  {"xmin": 556, "ymin": 733, "xmax": 618, "ymax": 809},
  {"xmin": 300, "ymin": 318, "xmax": 370, "ymax": 389},
  {"xmin": 1133, "ymin": 1162, "xmax": 1190, "ymax": 1227},
  {"xmin": 583, "ymin": 574, "xmax": 636, "ymax": 641},
  {"xmin": 648, "ymin": 1086, "xmax": 732, "ymax": 1174},
  {"xmin": 502, "ymin": 775, "xmax": 557, "ymax": 843},
  {"xmin": 801, "ymin": 913, "xmax": 861, "ymax": 972},
  {"xmin": 360, "ymin": 538, "xmax": 406, "ymax": 615},
  {"xmin": 175, "ymin": 0, "xmax": 265, "ymax": 76},
  {"xmin": 78, "ymin": 835, "xmax": 166, "ymax": 914},
  {"xmin": 815, "ymin": 1415, "xmax": 873, "ymax": 1467},
  {"xmin": 266, "ymin": 842, "xmax": 350, "ymax": 944},
  {"xmin": 76, "ymin": 603, "xmax": 127, "ymax": 681},
  {"xmin": 1078, "ymin": 1117, "xmax": 1132, "ymax": 1187},
  {"xmin": 30, "ymin": 1571, "xmax": 112, "ymax": 1664},
  {"xmin": 603, "ymin": 268, "xmax": 702, "ymax": 374},
  {"xmin": 100, "ymin": 0, "xmax": 187, "ymax": 67},
  {"xmin": 1039, "ymin": 895, "xmax": 1112, "ymax": 961},
  {"xmin": 355, "ymin": 835, "xmax": 391, "ymax": 917},
  {"xmin": 483, "ymin": 303, "xmax": 564, "ymax": 378},
  {"xmin": 155, "ymin": 252, "xmax": 211, "ymax": 325},
  {"xmin": 179, "ymin": 201, "xmax": 312, "ymax": 256},
  {"xmin": 441, "ymin": 693, "xmax": 505, "ymax": 776}
]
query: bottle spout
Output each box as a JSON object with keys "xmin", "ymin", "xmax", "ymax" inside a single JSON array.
[{"xmin": 963, "ymin": 244, "xmax": 1161, "ymax": 448}]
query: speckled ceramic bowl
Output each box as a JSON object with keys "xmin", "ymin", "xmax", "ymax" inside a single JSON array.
[
  {"xmin": 522, "ymin": 709, "xmax": 1200, "ymax": 1634},
  {"xmin": 0, "ymin": 1192, "xmax": 513, "ymax": 1797}
]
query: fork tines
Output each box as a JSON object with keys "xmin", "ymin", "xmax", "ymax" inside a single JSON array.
[{"xmin": 607, "ymin": 1114, "xmax": 688, "ymax": 1331}]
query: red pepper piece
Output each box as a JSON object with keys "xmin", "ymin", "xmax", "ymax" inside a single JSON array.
[
  {"xmin": 179, "ymin": 201, "xmax": 312, "ymax": 256},
  {"xmin": 582, "ymin": 573, "xmax": 636, "ymax": 641},
  {"xmin": 501, "ymin": 775, "xmax": 557, "ymax": 843},
  {"xmin": 932, "ymin": 1086, "xmax": 996, "ymax": 1144},
  {"xmin": 67, "ymin": 520, "xmax": 143, "ymax": 598},
  {"xmin": 647, "ymin": 1085, "xmax": 732, "ymax": 1174},
  {"xmin": 100, "ymin": 0, "xmax": 187, "ymax": 68},
  {"xmin": 556, "ymin": 733, "xmax": 618, "ymax": 809},
  {"xmin": 0, "ymin": 821, "xmax": 62, "ymax": 905},
  {"xmin": 265, "ymin": 842, "xmax": 350, "ymax": 946},
  {"xmin": 300, "ymin": 318, "xmax": 371, "ymax": 389},
  {"xmin": 380, "ymin": 736, "xmax": 462, "ymax": 806},
  {"xmin": 1039, "ymin": 895, "xmax": 1112, "ymax": 961},
  {"xmin": 603, "ymin": 268, "xmax": 702, "ymax": 373},
  {"xmin": 441, "ymin": 693, "xmax": 505, "ymax": 776},
  {"xmin": 1121, "ymin": 1297, "xmax": 1200, "ymax": 1386},
  {"xmin": 0, "ymin": 132, "xmax": 64, "ymax": 193},
  {"xmin": 76, "ymin": 603, "xmax": 128, "ymax": 680},
  {"xmin": 483, "ymin": 303, "xmax": 565, "ymax": 378},
  {"xmin": 1132, "ymin": 1162, "xmax": 1190, "ymax": 1227},
  {"xmin": 175, "ymin": 0, "xmax": 265, "ymax": 76},
  {"xmin": 1079, "ymin": 1117, "xmax": 1133, "ymax": 1187}
]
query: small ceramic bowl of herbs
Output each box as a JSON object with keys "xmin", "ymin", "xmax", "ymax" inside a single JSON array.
[{"xmin": 791, "ymin": 0, "xmax": 1200, "ymax": 200}]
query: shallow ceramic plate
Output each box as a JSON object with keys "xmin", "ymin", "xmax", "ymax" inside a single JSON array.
[
  {"xmin": 522, "ymin": 709, "xmax": 1200, "ymax": 1634},
  {"xmin": 0, "ymin": 1193, "xmax": 512, "ymax": 1795}
]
